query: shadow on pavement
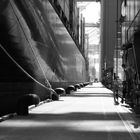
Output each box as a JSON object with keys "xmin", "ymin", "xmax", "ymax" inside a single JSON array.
[{"xmin": 0, "ymin": 112, "xmax": 138, "ymax": 140}]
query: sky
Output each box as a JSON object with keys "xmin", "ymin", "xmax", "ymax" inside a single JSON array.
[
  {"xmin": 77, "ymin": 2, "xmax": 101, "ymax": 79},
  {"xmin": 81, "ymin": 2, "xmax": 100, "ymax": 23},
  {"xmin": 77, "ymin": 2, "xmax": 101, "ymax": 45},
  {"xmin": 77, "ymin": 2, "xmax": 100, "ymax": 23}
]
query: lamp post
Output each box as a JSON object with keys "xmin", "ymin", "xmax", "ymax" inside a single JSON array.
[{"xmin": 115, "ymin": 0, "xmax": 119, "ymax": 78}]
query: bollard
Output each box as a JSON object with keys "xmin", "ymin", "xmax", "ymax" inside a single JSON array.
[
  {"xmin": 51, "ymin": 89, "xmax": 59, "ymax": 101},
  {"xmin": 65, "ymin": 85, "xmax": 75, "ymax": 94},
  {"xmin": 74, "ymin": 84, "xmax": 81, "ymax": 90},
  {"xmin": 17, "ymin": 94, "xmax": 40, "ymax": 116},
  {"xmin": 55, "ymin": 88, "xmax": 66, "ymax": 95}
]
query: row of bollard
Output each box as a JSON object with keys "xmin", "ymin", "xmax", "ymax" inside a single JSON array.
[{"xmin": 16, "ymin": 82, "xmax": 90, "ymax": 116}]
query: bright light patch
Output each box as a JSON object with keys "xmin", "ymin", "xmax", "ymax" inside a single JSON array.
[
  {"xmin": 81, "ymin": 3, "xmax": 100, "ymax": 23},
  {"xmin": 77, "ymin": 2, "xmax": 100, "ymax": 23}
]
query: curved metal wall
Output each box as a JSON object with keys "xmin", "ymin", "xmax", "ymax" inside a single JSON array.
[
  {"xmin": 44, "ymin": 1, "xmax": 87, "ymax": 87},
  {"xmin": 0, "ymin": 0, "xmax": 87, "ymax": 116}
]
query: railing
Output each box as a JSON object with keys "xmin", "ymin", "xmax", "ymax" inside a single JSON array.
[
  {"xmin": 127, "ymin": 9, "xmax": 140, "ymax": 42},
  {"xmin": 126, "ymin": 9, "xmax": 140, "ymax": 85}
]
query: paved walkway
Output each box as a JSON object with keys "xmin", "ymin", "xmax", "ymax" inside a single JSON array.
[{"xmin": 0, "ymin": 83, "xmax": 140, "ymax": 140}]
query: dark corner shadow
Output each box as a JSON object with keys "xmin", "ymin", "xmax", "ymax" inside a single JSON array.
[{"xmin": 135, "ymin": 114, "xmax": 140, "ymax": 119}]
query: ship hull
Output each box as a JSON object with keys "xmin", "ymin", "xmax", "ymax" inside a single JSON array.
[{"xmin": 0, "ymin": 0, "xmax": 88, "ymax": 116}]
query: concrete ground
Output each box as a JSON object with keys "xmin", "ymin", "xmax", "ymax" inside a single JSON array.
[{"xmin": 0, "ymin": 83, "xmax": 140, "ymax": 140}]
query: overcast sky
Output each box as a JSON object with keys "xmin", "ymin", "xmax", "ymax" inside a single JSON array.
[
  {"xmin": 77, "ymin": 2, "xmax": 100, "ymax": 45},
  {"xmin": 81, "ymin": 2, "xmax": 100, "ymax": 23}
]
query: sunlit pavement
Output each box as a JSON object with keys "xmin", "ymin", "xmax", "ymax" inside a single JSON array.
[{"xmin": 1, "ymin": 83, "xmax": 140, "ymax": 140}]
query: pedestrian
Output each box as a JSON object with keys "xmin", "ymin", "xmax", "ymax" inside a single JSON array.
[
  {"xmin": 113, "ymin": 77, "xmax": 119, "ymax": 105},
  {"xmin": 121, "ymin": 81, "xmax": 127, "ymax": 103}
]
